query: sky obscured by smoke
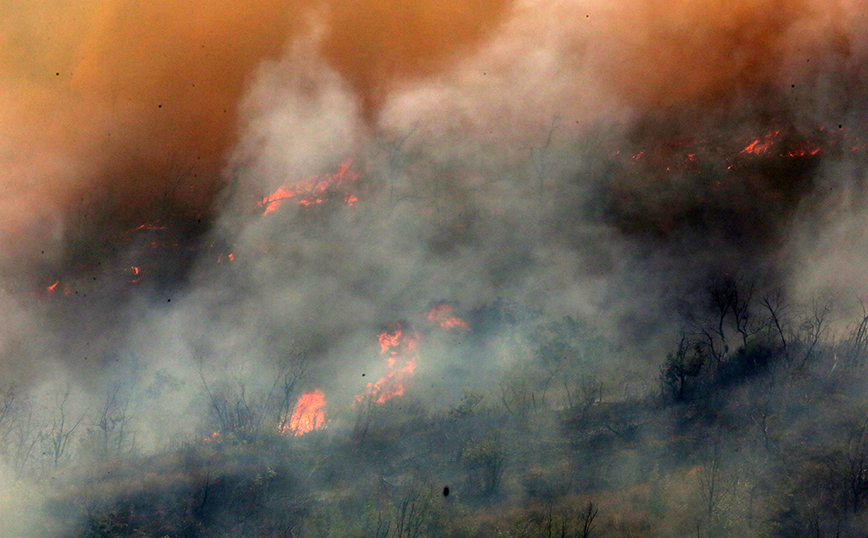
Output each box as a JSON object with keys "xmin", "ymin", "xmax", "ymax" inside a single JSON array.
[{"xmin": 2, "ymin": 0, "xmax": 868, "ymax": 426}]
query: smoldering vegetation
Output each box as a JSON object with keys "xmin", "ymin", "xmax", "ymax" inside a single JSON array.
[
  {"xmin": 4, "ymin": 0, "xmax": 868, "ymax": 537},
  {"xmin": 14, "ymin": 277, "xmax": 868, "ymax": 537}
]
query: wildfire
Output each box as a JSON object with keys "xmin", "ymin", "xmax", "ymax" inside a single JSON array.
[
  {"xmin": 358, "ymin": 323, "xmax": 419, "ymax": 404},
  {"xmin": 46, "ymin": 281, "xmax": 73, "ymax": 295},
  {"xmin": 283, "ymin": 390, "xmax": 327, "ymax": 436},
  {"xmin": 261, "ymin": 186, "xmax": 295, "ymax": 215},
  {"xmin": 260, "ymin": 159, "xmax": 361, "ymax": 215},
  {"xmin": 741, "ymin": 131, "xmax": 780, "ymax": 155},
  {"xmin": 135, "ymin": 222, "xmax": 168, "ymax": 231},
  {"xmin": 425, "ymin": 304, "xmax": 470, "ymax": 330},
  {"xmin": 786, "ymin": 145, "xmax": 822, "ymax": 157}
]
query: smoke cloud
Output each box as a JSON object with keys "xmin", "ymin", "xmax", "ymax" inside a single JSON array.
[{"xmin": 2, "ymin": 0, "xmax": 868, "ymax": 533}]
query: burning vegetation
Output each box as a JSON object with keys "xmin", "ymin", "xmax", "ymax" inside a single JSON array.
[
  {"xmin": 356, "ymin": 323, "xmax": 420, "ymax": 404},
  {"xmin": 283, "ymin": 390, "xmax": 327, "ymax": 436},
  {"xmin": 259, "ymin": 159, "xmax": 361, "ymax": 215},
  {"xmin": 5, "ymin": 1, "xmax": 868, "ymax": 537}
]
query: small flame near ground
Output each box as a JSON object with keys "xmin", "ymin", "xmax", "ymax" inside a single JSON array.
[
  {"xmin": 283, "ymin": 390, "xmax": 326, "ymax": 436},
  {"xmin": 357, "ymin": 323, "xmax": 419, "ymax": 404},
  {"xmin": 260, "ymin": 159, "xmax": 360, "ymax": 215}
]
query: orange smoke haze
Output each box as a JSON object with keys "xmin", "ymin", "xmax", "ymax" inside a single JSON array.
[
  {"xmin": 590, "ymin": 0, "xmax": 853, "ymax": 108},
  {"xmin": 1, "ymin": 0, "xmax": 862, "ymax": 255},
  {"xmin": 0, "ymin": 0, "xmax": 511, "ymax": 238},
  {"xmin": 321, "ymin": 0, "xmax": 511, "ymax": 116}
]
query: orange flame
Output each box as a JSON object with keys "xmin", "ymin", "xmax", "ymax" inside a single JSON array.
[
  {"xmin": 261, "ymin": 186, "xmax": 296, "ymax": 216},
  {"xmin": 379, "ymin": 327, "xmax": 402, "ymax": 353},
  {"xmin": 358, "ymin": 324, "xmax": 419, "ymax": 404},
  {"xmin": 135, "ymin": 222, "xmax": 168, "ymax": 231},
  {"xmin": 283, "ymin": 390, "xmax": 326, "ymax": 436},
  {"xmin": 425, "ymin": 304, "xmax": 470, "ymax": 330},
  {"xmin": 47, "ymin": 281, "xmax": 59, "ymax": 292},
  {"xmin": 741, "ymin": 131, "xmax": 780, "ymax": 155},
  {"xmin": 260, "ymin": 159, "xmax": 360, "ymax": 215},
  {"xmin": 786, "ymin": 146, "xmax": 821, "ymax": 157}
]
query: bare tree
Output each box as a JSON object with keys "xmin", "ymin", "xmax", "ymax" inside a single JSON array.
[
  {"xmin": 795, "ymin": 294, "xmax": 834, "ymax": 369},
  {"xmin": 0, "ymin": 385, "xmax": 44, "ymax": 480},
  {"xmin": 0, "ymin": 383, "xmax": 20, "ymax": 443},
  {"xmin": 516, "ymin": 500, "xmax": 598, "ymax": 538},
  {"xmin": 702, "ymin": 275, "xmax": 757, "ymax": 360},
  {"xmin": 45, "ymin": 385, "xmax": 84, "ymax": 469},
  {"xmin": 393, "ymin": 485, "xmax": 433, "ymax": 538},
  {"xmin": 579, "ymin": 501, "xmax": 599, "ymax": 538},
  {"xmin": 760, "ymin": 288, "xmax": 791, "ymax": 362},
  {"xmin": 825, "ymin": 414, "xmax": 868, "ymax": 513},
  {"xmin": 264, "ymin": 346, "xmax": 311, "ymax": 433},
  {"xmin": 353, "ymin": 391, "xmax": 378, "ymax": 442},
  {"xmin": 660, "ymin": 335, "xmax": 704, "ymax": 401},
  {"xmin": 378, "ymin": 122, "xmax": 419, "ymax": 206},
  {"xmin": 531, "ymin": 115, "xmax": 561, "ymax": 206},
  {"xmin": 365, "ymin": 479, "xmax": 436, "ymax": 538},
  {"xmin": 85, "ymin": 382, "xmax": 135, "ymax": 461},
  {"xmin": 697, "ymin": 434, "xmax": 737, "ymax": 537},
  {"xmin": 193, "ymin": 347, "xmax": 260, "ymax": 439},
  {"xmin": 840, "ymin": 296, "xmax": 868, "ymax": 366},
  {"xmin": 462, "ymin": 437, "xmax": 506, "ymax": 496}
]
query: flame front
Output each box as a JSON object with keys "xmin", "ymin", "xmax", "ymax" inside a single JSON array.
[
  {"xmin": 260, "ymin": 159, "xmax": 360, "ymax": 215},
  {"xmin": 284, "ymin": 390, "xmax": 326, "ymax": 436}
]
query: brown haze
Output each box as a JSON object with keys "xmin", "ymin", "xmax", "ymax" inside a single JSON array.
[
  {"xmin": 1, "ymin": 1, "xmax": 868, "ymax": 535},
  {"xmin": 1, "ymin": 0, "xmax": 859, "ymax": 229},
  {"xmin": 0, "ymin": 0, "xmax": 511, "ymax": 239},
  {"xmin": 1, "ymin": 0, "xmax": 865, "ymax": 372}
]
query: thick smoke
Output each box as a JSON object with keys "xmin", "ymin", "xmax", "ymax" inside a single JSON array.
[
  {"xmin": 2, "ymin": 0, "xmax": 868, "ymax": 533},
  {"xmin": 0, "ymin": 0, "xmax": 864, "ymax": 402}
]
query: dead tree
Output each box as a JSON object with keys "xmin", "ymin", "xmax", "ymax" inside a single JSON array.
[
  {"xmin": 87, "ymin": 382, "xmax": 135, "ymax": 460},
  {"xmin": 45, "ymin": 386, "xmax": 84, "ymax": 469}
]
